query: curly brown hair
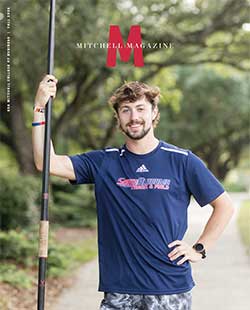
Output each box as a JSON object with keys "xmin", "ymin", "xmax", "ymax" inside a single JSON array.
[{"xmin": 108, "ymin": 81, "xmax": 161, "ymax": 128}]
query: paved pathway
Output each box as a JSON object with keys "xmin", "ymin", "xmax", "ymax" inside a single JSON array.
[
  {"xmin": 52, "ymin": 193, "xmax": 250, "ymax": 310},
  {"xmin": 185, "ymin": 192, "xmax": 250, "ymax": 310}
]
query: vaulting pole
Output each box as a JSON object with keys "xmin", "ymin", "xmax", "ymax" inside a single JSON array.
[{"xmin": 37, "ymin": 1, "xmax": 56, "ymax": 309}]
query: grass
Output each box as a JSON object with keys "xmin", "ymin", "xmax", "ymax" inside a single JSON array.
[
  {"xmin": 0, "ymin": 230, "xmax": 98, "ymax": 288},
  {"xmin": 47, "ymin": 236, "xmax": 98, "ymax": 277},
  {"xmin": 237, "ymin": 200, "xmax": 250, "ymax": 257},
  {"xmin": 70, "ymin": 237, "xmax": 98, "ymax": 263},
  {"xmin": 0, "ymin": 230, "xmax": 98, "ymax": 310},
  {"xmin": 0, "ymin": 264, "xmax": 33, "ymax": 288}
]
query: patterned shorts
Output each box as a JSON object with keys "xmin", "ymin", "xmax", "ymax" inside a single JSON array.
[{"xmin": 99, "ymin": 290, "xmax": 192, "ymax": 310}]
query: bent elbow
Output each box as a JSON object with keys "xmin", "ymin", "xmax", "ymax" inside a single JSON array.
[{"xmin": 35, "ymin": 161, "xmax": 43, "ymax": 172}]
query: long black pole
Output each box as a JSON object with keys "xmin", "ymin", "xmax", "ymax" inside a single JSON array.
[{"xmin": 37, "ymin": 1, "xmax": 56, "ymax": 309}]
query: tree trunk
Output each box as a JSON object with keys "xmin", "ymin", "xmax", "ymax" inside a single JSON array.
[{"xmin": 10, "ymin": 93, "xmax": 37, "ymax": 175}]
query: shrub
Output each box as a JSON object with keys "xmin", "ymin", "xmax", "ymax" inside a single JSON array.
[
  {"xmin": 0, "ymin": 263, "xmax": 33, "ymax": 288},
  {"xmin": 0, "ymin": 229, "xmax": 37, "ymax": 266},
  {"xmin": 51, "ymin": 179, "xmax": 97, "ymax": 227},
  {"xmin": 0, "ymin": 172, "xmax": 40, "ymax": 230},
  {"xmin": 0, "ymin": 229, "xmax": 98, "ymax": 287}
]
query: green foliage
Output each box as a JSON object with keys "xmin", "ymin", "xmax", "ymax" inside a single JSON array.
[
  {"xmin": 152, "ymin": 69, "xmax": 183, "ymax": 112},
  {"xmin": 0, "ymin": 228, "xmax": 97, "ymax": 287},
  {"xmin": 0, "ymin": 169, "xmax": 97, "ymax": 231},
  {"xmin": 237, "ymin": 200, "xmax": 250, "ymax": 257},
  {"xmin": 0, "ymin": 145, "xmax": 18, "ymax": 173},
  {"xmin": 50, "ymin": 179, "xmax": 97, "ymax": 227},
  {"xmin": 0, "ymin": 263, "xmax": 33, "ymax": 288},
  {"xmin": 223, "ymin": 182, "xmax": 248, "ymax": 193},
  {"xmin": 47, "ymin": 237, "xmax": 97, "ymax": 277},
  {"xmin": 0, "ymin": 229, "xmax": 37, "ymax": 266},
  {"xmin": 0, "ymin": 172, "xmax": 40, "ymax": 230},
  {"xmin": 47, "ymin": 244, "xmax": 72, "ymax": 277},
  {"xmin": 1, "ymin": 0, "xmax": 249, "ymax": 176},
  {"xmin": 70, "ymin": 238, "xmax": 97, "ymax": 263},
  {"xmin": 155, "ymin": 65, "xmax": 250, "ymax": 179}
]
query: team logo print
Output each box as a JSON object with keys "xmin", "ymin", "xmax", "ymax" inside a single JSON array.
[
  {"xmin": 117, "ymin": 177, "xmax": 171, "ymax": 190},
  {"xmin": 136, "ymin": 164, "xmax": 149, "ymax": 172}
]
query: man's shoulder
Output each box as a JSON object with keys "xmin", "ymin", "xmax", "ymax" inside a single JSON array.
[
  {"xmin": 73, "ymin": 146, "xmax": 123, "ymax": 160},
  {"xmin": 103, "ymin": 146, "xmax": 125, "ymax": 157},
  {"xmin": 104, "ymin": 146, "xmax": 121, "ymax": 153},
  {"xmin": 159, "ymin": 141, "xmax": 190, "ymax": 157}
]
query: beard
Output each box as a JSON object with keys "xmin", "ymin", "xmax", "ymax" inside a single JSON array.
[{"xmin": 120, "ymin": 120, "xmax": 151, "ymax": 140}]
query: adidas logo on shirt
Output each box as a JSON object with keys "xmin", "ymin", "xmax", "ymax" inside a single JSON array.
[{"xmin": 136, "ymin": 164, "xmax": 149, "ymax": 173}]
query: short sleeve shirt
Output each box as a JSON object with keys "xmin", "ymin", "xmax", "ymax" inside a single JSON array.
[{"xmin": 68, "ymin": 140, "xmax": 225, "ymax": 294}]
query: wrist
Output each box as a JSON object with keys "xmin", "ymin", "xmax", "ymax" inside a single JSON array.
[
  {"xmin": 32, "ymin": 121, "xmax": 46, "ymax": 127},
  {"xmin": 33, "ymin": 111, "xmax": 45, "ymax": 122},
  {"xmin": 192, "ymin": 243, "xmax": 206, "ymax": 259},
  {"xmin": 34, "ymin": 105, "xmax": 45, "ymax": 113}
]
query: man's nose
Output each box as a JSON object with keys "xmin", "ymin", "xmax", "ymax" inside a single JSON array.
[{"xmin": 130, "ymin": 109, "xmax": 139, "ymax": 121}]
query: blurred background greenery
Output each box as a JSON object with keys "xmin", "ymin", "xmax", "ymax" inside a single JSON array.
[{"xmin": 0, "ymin": 0, "xmax": 249, "ymax": 304}]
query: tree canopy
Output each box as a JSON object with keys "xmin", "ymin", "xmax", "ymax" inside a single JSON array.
[{"xmin": 0, "ymin": 0, "xmax": 249, "ymax": 178}]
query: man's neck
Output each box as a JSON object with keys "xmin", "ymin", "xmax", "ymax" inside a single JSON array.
[{"xmin": 125, "ymin": 133, "xmax": 159, "ymax": 155}]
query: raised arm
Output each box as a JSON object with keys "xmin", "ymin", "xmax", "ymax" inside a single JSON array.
[{"xmin": 32, "ymin": 74, "xmax": 75, "ymax": 181}]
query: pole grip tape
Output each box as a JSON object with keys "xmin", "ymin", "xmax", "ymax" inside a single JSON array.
[{"xmin": 39, "ymin": 220, "xmax": 49, "ymax": 258}]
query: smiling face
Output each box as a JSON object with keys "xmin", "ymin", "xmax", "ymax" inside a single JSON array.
[{"xmin": 117, "ymin": 96, "xmax": 158, "ymax": 140}]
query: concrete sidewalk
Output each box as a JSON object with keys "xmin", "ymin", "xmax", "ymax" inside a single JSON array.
[
  {"xmin": 185, "ymin": 192, "xmax": 250, "ymax": 310},
  {"xmin": 52, "ymin": 193, "xmax": 250, "ymax": 310}
]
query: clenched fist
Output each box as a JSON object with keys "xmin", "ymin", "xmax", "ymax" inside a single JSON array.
[{"xmin": 34, "ymin": 74, "xmax": 58, "ymax": 107}]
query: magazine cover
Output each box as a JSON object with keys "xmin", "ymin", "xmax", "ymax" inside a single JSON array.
[{"xmin": 0, "ymin": 1, "xmax": 249, "ymax": 309}]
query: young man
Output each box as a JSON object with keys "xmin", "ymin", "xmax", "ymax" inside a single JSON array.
[{"xmin": 33, "ymin": 75, "xmax": 234, "ymax": 310}]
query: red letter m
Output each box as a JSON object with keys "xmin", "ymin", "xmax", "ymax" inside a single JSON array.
[{"xmin": 106, "ymin": 25, "xmax": 144, "ymax": 67}]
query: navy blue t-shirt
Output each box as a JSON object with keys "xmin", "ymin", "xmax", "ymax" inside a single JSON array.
[{"xmin": 68, "ymin": 141, "xmax": 224, "ymax": 294}]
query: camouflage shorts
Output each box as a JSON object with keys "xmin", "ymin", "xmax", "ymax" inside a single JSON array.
[{"xmin": 99, "ymin": 290, "xmax": 192, "ymax": 310}]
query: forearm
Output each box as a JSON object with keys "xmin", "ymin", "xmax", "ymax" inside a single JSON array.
[
  {"xmin": 195, "ymin": 194, "xmax": 235, "ymax": 251},
  {"xmin": 32, "ymin": 111, "xmax": 55, "ymax": 170},
  {"xmin": 32, "ymin": 75, "xmax": 58, "ymax": 170}
]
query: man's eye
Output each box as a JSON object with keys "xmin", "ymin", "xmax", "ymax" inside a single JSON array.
[
  {"xmin": 138, "ymin": 108, "xmax": 144, "ymax": 112},
  {"xmin": 122, "ymin": 109, "xmax": 129, "ymax": 113}
]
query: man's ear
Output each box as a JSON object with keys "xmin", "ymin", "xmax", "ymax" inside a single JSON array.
[{"xmin": 114, "ymin": 111, "xmax": 121, "ymax": 128}]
